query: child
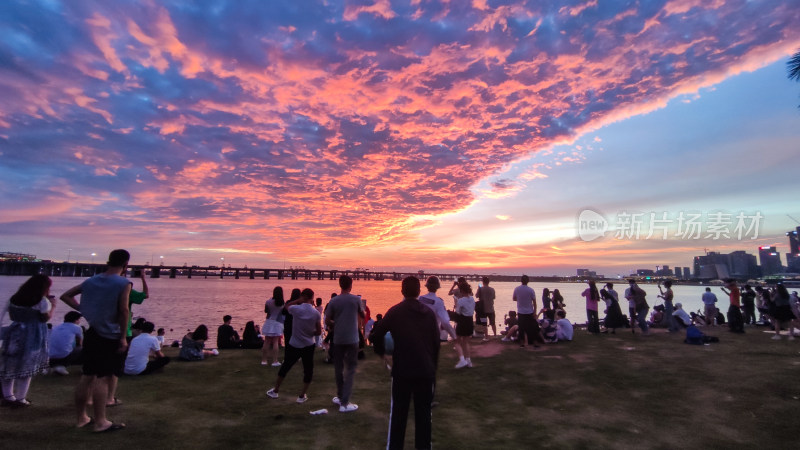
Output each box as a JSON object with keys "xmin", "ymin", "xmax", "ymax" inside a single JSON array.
[{"xmin": 156, "ymin": 328, "xmax": 166, "ymax": 346}]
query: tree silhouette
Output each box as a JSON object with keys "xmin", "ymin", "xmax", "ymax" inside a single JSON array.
[
  {"xmin": 789, "ymin": 48, "xmax": 800, "ymax": 107},
  {"xmin": 789, "ymin": 49, "xmax": 800, "ymax": 81}
]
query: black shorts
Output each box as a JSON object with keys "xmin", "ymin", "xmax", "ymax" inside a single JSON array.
[
  {"xmin": 82, "ymin": 327, "xmax": 125, "ymax": 378},
  {"xmin": 455, "ymin": 315, "xmax": 474, "ymax": 337},
  {"xmin": 485, "ymin": 311, "xmax": 496, "ymax": 327}
]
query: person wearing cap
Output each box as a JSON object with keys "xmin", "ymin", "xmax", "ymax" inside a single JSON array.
[
  {"xmin": 671, "ymin": 303, "xmax": 692, "ymax": 328},
  {"xmin": 48, "ymin": 311, "xmax": 85, "ymax": 375}
]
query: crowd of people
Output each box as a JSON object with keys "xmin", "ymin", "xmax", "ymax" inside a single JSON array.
[{"xmin": 2, "ymin": 250, "xmax": 799, "ymax": 448}]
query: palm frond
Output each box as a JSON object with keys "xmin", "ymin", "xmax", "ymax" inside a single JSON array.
[{"xmin": 789, "ymin": 49, "xmax": 800, "ymax": 81}]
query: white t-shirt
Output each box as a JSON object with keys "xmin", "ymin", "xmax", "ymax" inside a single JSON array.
[
  {"xmin": 556, "ymin": 318, "xmax": 573, "ymax": 341},
  {"xmin": 672, "ymin": 308, "xmax": 692, "ymax": 326},
  {"xmin": 456, "ymin": 296, "xmax": 475, "ymax": 316},
  {"xmin": 513, "ymin": 285, "xmax": 536, "ymax": 314},
  {"xmin": 124, "ymin": 334, "xmax": 161, "ymax": 375},
  {"xmin": 419, "ymin": 292, "xmax": 457, "ymax": 340},
  {"xmin": 288, "ymin": 303, "xmax": 321, "ymax": 348}
]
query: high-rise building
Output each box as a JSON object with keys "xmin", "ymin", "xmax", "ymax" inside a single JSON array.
[
  {"xmin": 786, "ymin": 227, "xmax": 800, "ymax": 273},
  {"xmin": 682, "ymin": 267, "xmax": 691, "ymax": 280},
  {"xmin": 674, "ymin": 267, "xmax": 683, "ymax": 279},
  {"xmin": 728, "ymin": 251, "xmax": 760, "ymax": 279},
  {"xmin": 758, "ymin": 246, "xmax": 783, "ymax": 276}
]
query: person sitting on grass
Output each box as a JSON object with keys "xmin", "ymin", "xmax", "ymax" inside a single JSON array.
[
  {"xmin": 217, "ymin": 315, "xmax": 241, "ymax": 349},
  {"xmin": 179, "ymin": 325, "xmax": 218, "ymax": 361},
  {"xmin": 672, "ymin": 303, "xmax": 692, "ymax": 328},
  {"xmin": 555, "ymin": 310, "xmax": 573, "ymax": 342},
  {"xmin": 500, "ymin": 311, "xmax": 518, "ymax": 342},
  {"xmin": 124, "ymin": 321, "xmax": 170, "ymax": 375},
  {"xmin": 48, "ymin": 311, "xmax": 84, "ymax": 375},
  {"xmin": 540, "ymin": 317, "xmax": 558, "ymax": 343}
]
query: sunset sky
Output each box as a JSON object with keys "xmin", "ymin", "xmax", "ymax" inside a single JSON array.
[{"xmin": 1, "ymin": 0, "xmax": 799, "ymax": 275}]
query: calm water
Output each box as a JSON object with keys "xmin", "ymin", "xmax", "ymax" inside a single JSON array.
[{"xmin": 0, "ymin": 276, "xmax": 725, "ymax": 343}]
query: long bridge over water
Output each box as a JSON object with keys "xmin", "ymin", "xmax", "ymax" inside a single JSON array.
[{"xmin": 0, "ymin": 260, "xmax": 566, "ymax": 283}]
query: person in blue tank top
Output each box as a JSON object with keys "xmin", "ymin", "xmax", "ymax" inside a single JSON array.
[{"xmin": 61, "ymin": 249, "xmax": 132, "ymax": 433}]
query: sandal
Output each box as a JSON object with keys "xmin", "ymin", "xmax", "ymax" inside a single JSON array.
[{"xmin": 106, "ymin": 397, "xmax": 122, "ymax": 407}]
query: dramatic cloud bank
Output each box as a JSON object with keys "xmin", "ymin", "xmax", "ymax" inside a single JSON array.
[{"xmin": 0, "ymin": 0, "xmax": 798, "ymax": 265}]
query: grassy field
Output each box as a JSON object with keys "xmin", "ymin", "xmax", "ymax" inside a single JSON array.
[{"xmin": 1, "ymin": 326, "xmax": 798, "ymax": 449}]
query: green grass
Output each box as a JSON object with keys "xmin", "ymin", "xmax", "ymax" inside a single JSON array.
[{"xmin": 2, "ymin": 327, "xmax": 799, "ymax": 449}]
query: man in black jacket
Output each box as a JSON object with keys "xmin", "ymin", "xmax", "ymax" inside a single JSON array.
[{"xmin": 372, "ymin": 276, "xmax": 440, "ymax": 450}]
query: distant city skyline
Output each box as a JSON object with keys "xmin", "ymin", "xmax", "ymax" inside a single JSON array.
[{"xmin": 1, "ymin": 1, "xmax": 799, "ymax": 275}]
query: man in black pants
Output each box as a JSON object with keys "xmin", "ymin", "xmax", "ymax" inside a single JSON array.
[{"xmin": 372, "ymin": 277, "xmax": 440, "ymax": 450}]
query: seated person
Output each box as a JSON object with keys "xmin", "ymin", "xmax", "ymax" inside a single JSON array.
[
  {"xmin": 48, "ymin": 311, "xmax": 84, "ymax": 375},
  {"xmin": 124, "ymin": 321, "xmax": 170, "ymax": 375},
  {"xmin": 540, "ymin": 318, "xmax": 558, "ymax": 343},
  {"xmin": 217, "ymin": 315, "xmax": 241, "ymax": 349},
  {"xmin": 672, "ymin": 303, "xmax": 692, "ymax": 328},
  {"xmin": 180, "ymin": 325, "xmax": 218, "ymax": 361},
  {"xmin": 156, "ymin": 328, "xmax": 166, "ymax": 346},
  {"xmin": 649, "ymin": 305, "xmax": 664, "ymax": 326},
  {"xmin": 555, "ymin": 310, "xmax": 573, "ymax": 341},
  {"xmin": 241, "ymin": 320, "xmax": 264, "ymax": 349},
  {"xmin": 501, "ymin": 311, "xmax": 519, "ymax": 342}
]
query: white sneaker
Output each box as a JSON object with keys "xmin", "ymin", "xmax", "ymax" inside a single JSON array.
[
  {"xmin": 260, "ymin": 361, "xmax": 268, "ymax": 366},
  {"xmin": 211, "ymin": 349, "xmax": 219, "ymax": 355},
  {"xmin": 53, "ymin": 365, "xmax": 69, "ymax": 376},
  {"xmin": 771, "ymin": 334, "xmax": 782, "ymax": 340},
  {"xmin": 339, "ymin": 403, "xmax": 358, "ymax": 412},
  {"xmin": 332, "ymin": 397, "xmax": 341, "ymax": 405},
  {"xmin": 271, "ymin": 361, "xmax": 282, "ymax": 367},
  {"xmin": 455, "ymin": 359, "xmax": 469, "ymax": 369},
  {"xmin": 296, "ymin": 395, "xmax": 308, "ymax": 403},
  {"xmin": 266, "ymin": 388, "xmax": 279, "ymax": 399},
  {"xmin": 466, "ymin": 359, "xmax": 473, "ymax": 368}
]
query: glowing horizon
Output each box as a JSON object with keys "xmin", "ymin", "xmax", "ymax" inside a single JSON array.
[{"xmin": 1, "ymin": 1, "xmax": 799, "ymax": 275}]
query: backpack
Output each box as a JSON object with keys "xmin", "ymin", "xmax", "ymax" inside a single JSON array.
[{"xmin": 685, "ymin": 325, "xmax": 705, "ymax": 345}]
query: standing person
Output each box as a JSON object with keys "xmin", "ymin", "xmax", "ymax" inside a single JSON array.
[
  {"xmin": 658, "ymin": 281, "xmax": 678, "ymax": 332},
  {"xmin": 552, "ymin": 289, "xmax": 565, "ymax": 311},
  {"xmin": 476, "ymin": 277, "xmax": 497, "ymax": 337},
  {"xmin": 418, "ymin": 276, "xmax": 459, "ymax": 350},
  {"xmin": 513, "ymin": 275, "xmax": 540, "ymax": 348},
  {"xmin": 283, "ymin": 289, "xmax": 302, "ymax": 349},
  {"xmin": 217, "ymin": 315, "xmax": 241, "ymax": 349},
  {"xmin": 755, "ymin": 286, "xmax": 771, "ymax": 325},
  {"xmin": 266, "ymin": 288, "xmax": 321, "ymax": 403},
  {"xmin": 124, "ymin": 322, "xmax": 170, "ymax": 375},
  {"xmin": 315, "ymin": 298, "xmax": 325, "ymax": 348},
  {"xmin": 60, "ymin": 249, "xmax": 131, "ymax": 432},
  {"xmin": 625, "ymin": 279, "xmax": 650, "ymax": 335},
  {"xmin": 125, "ymin": 269, "xmax": 149, "ymax": 341},
  {"xmin": 325, "ymin": 275, "xmax": 364, "ymax": 412},
  {"xmin": 770, "ymin": 283, "xmax": 794, "ymax": 340},
  {"xmin": 261, "ymin": 287, "xmax": 285, "ymax": 366},
  {"xmin": 372, "ymin": 276, "xmax": 440, "ymax": 450},
  {"xmin": 453, "ymin": 279, "xmax": 475, "ymax": 369},
  {"xmin": 581, "ymin": 281, "xmax": 600, "ymax": 334},
  {"xmin": 721, "ymin": 280, "xmax": 745, "ymax": 333},
  {"xmin": 600, "ymin": 288, "xmax": 626, "ymax": 333},
  {"xmin": 541, "ymin": 288, "xmax": 555, "ymax": 321},
  {"xmin": 701, "ymin": 288, "xmax": 718, "ymax": 326},
  {"xmin": 48, "ymin": 311, "xmax": 84, "ymax": 375},
  {"xmin": 0, "ymin": 275, "xmax": 55, "ymax": 407},
  {"xmin": 741, "ymin": 285, "xmax": 757, "ymax": 325}
]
